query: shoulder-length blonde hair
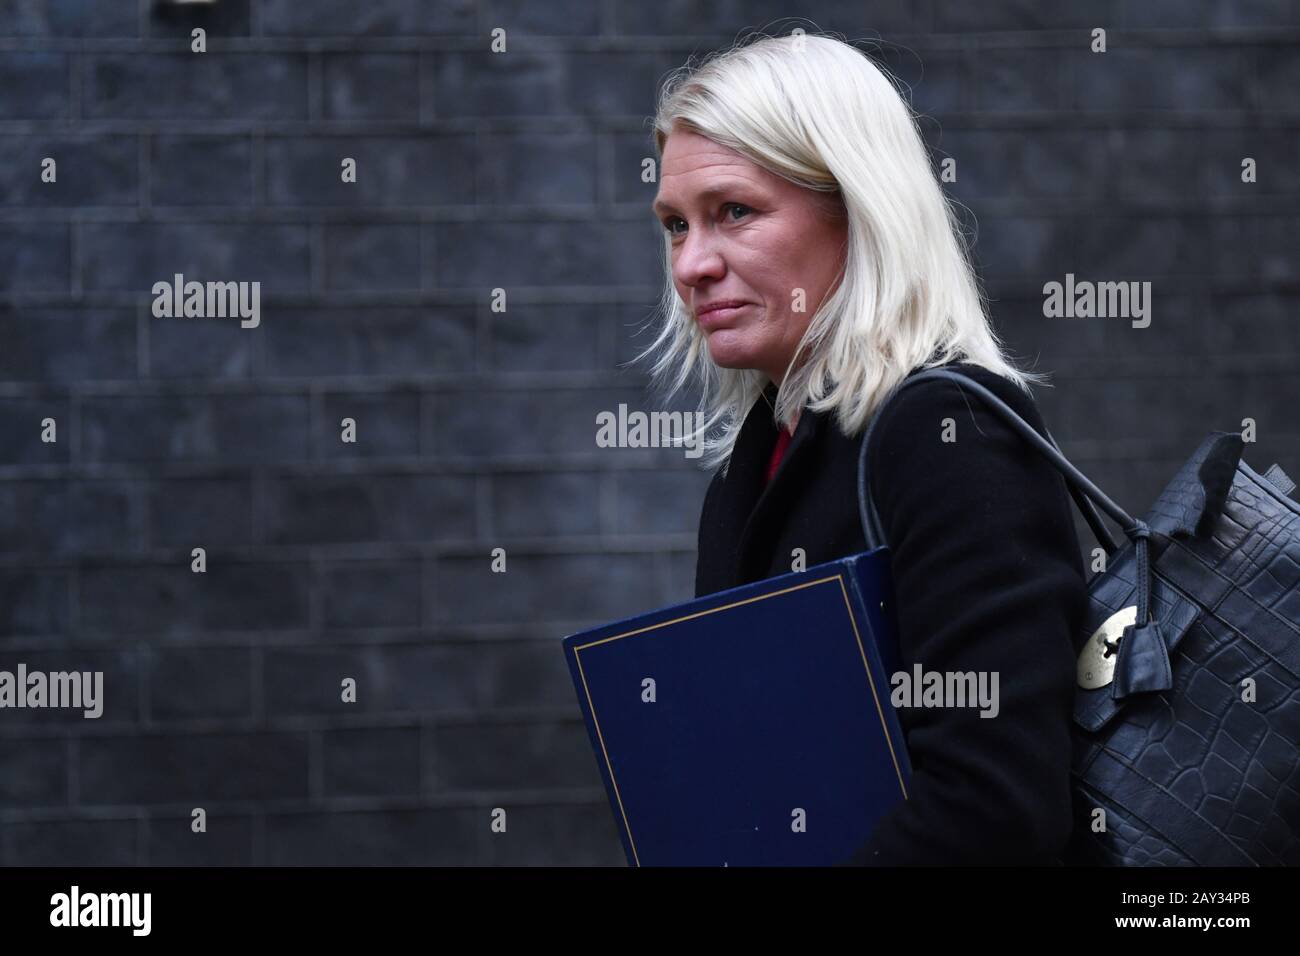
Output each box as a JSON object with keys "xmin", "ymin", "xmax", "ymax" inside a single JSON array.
[{"xmin": 632, "ymin": 30, "xmax": 1047, "ymax": 474}]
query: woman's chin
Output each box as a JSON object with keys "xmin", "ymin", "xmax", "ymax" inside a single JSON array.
[{"xmin": 704, "ymin": 331, "xmax": 756, "ymax": 370}]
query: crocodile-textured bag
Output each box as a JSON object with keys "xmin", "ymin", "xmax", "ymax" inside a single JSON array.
[{"xmin": 856, "ymin": 367, "xmax": 1300, "ymax": 866}]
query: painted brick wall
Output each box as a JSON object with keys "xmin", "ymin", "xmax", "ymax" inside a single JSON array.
[{"xmin": 0, "ymin": 1, "xmax": 1296, "ymax": 865}]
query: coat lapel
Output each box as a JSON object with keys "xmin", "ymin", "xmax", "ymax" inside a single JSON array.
[{"xmin": 734, "ymin": 385, "xmax": 825, "ymax": 584}]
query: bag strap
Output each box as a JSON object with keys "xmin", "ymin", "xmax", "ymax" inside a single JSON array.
[
  {"xmin": 854, "ymin": 366, "xmax": 1174, "ymax": 699},
  {"xmin": 856, "ymin": 368, "xmax": 1130, "ymax": 552}
]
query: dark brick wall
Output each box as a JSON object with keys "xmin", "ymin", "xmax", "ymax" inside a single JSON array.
[{"xmin": 0, "ymin": 1, "xmax": 1296, "ymax": 865}]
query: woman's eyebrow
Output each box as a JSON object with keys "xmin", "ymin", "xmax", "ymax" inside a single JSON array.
[{"xmin": 652, "ymin": 182, "xmax": 754, "ymax": 217}]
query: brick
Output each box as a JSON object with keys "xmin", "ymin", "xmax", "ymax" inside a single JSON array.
[
  {"xmin": 611, "ymin": 130, "xmax": 663, "ymax": 206},
  {"xmin": 0, "ymin": 307, "xmax": 136, "ymax": 383},
  {"xmin": 264, "ymin": 136, "xmax": 475, "ymax": 206},
  {"xmin": 665, "ymin": 549, "xmax": 695, "ymax": 604},
  {"xmin": 1122, "ymin": 1, "xmax": 1300, "ymax": 28},
  {"xmin": 149, "ymin": 314, "xmax": 254, "ymax": 380},
  {"xmin": 1212, "ymin": 1, "xmax": 1300, "ymax": 27},
  {"xmin": 146, "ymin": 812, "xmax": 255, "ymax": 865},
  {"xmin": 432, "ymin": 52, "xmax": 668, "ymax": 118},
  {"xmin": 1067, "ymin": 48, "xmax": 1249, "ymax": 112},
  {"xmin": 1103, "ymin": 128, "xmax": 1255, "ymax": 202},
  {"xmin": 320, "ymin": 726, "xmax": 420, "ymax": 797},
  {"xmin": 80, "ymin": 394, "xmax": 311, "ymax": 464},
  {"xmin": 936, "ymin": 0, "xmax": 1115, "ymax": 30},
  {"xmin": 151, "ymin": 135, "xmax": 253, "ymax": 207},
  {"xmin": 481, "ymin": 0, "xmax": 600, "ymax": 35},
  {"xmin": 871, "ymin": 46, "xmax": 968, "ymax": 116},
  {"xmin": 478, "ymin": 640, "xmax": 585, "ymax": 711},
  {"xmin": 613, "ymin": 301, "xmax": 676, "ymax": 369},
  {"xmin": 1231, "ymin": 372, "xmax": 1300, "ymax": 447},
  {"xmin": 0, "ymin": 738, "xmax": 68, "ymax": 809},
  {"xmin": 78, "ymin": 732, "xmax": 309, "ymax": 805},
  {"xmin": 3, "ymin": 818, "xmax": 136, "ymax": 866},
  {"xmin": 936, "ymin": 129, "xmax": 1104, "ymax": 201},
  {"xmin": 429, "ymin": 386, "xmax": 646, "ymax": 458},
  {"xmin": 479, "ymin": 131, "xmax": 597, "ymax": 204},
  {"xmin": 80, "ymin": 222, "xmax": 310, "ymax": 291},
  {"xmin": 617, "ymin": 0, "xmax": 926, "ymax": 35},
  {"xmin": 149, "ymin": 477, "xmax": 254, "ymax": 548},
  {"xmin": 78, "ymin": 561, "xmax": 310, "ymax": 637},
  {"xmin": 261, "ymin": 0, "xmax": 474, "ymax": 36},
  {"xmin": 0, "ymin": 135, "xmax": 137, "ymax": 206},
  {"xmin": 263, "ymin": 807, "xmax": 482, "ymax": 865},
  {"xmin": 1250, "ymin": 129, "xmax": 1300, "ymax": 197},
  {"xmin": 85, "ymin": 54, "xmax": 307, "ymax": 120},
  {"xmin": 323, "ymin": 53, "xmax": 419, "ymax": 121},
  {"xmin": 146, "ymin": 0, "xmax": 251, "ymax": 38},
  {"xmin": 975, "ymin": 48, "xmax": 1063, "ymax": 112},
  {"xmin": 0, "ymin": 479, "xmax": 140, "ymax": 555},
  {"xmin": 1075, "ymin": 215, "xmax": 1212, "ymax": 278},
  {"xmin": 147, "ymin": 646, "xmax": 253, "ymax": 721},
  {"xmin": 432, "ymin": 221, "xmax": 658, "ymax": 288},
  {"xmin": 997, "ymin": 291, "xmax": 1214, "ymax": 361},
  {"xmin": 321, "ymin": 561, "xmax": 422, "ymax": 629},
  {"xmin": 489, "ymin": 471, "xmax": 601, "ymax": 537},
  {"xmin": 317, "ymin": 390, "xmax": 420, "ymax": 458},
  {"xmin": 1045, "ymin": 373, "xmax": 1228, "ymax": 442},
  {"xmin": 0, "ymin": 0, "xmax": 138, "ymax": 37},
  {"xmin": 428, "ymin": 719, "xmax": 600, "ymax": 792},
  {"xmin": 611, "ymin": 469, "xmax": 710, "ymax": 534},
  {"xmin": 0, "ymin": 569, "xmax": 69, "ymax": 637},
  {"xmin": 1255, "ymin": 216, "xmax": 1300, "ymax": 283},
  {"xmin": 262, "ymin": 644, "xmax": 482, "ymax": 717},
  {"xmin": 430, "ymin": 551, "xmax": 661, "ymax": 625},
  {"xmin": 261, "ymin": 307, "xmax": 476, "ymax": 378},
  {"xmin": 0, "ymin": 224, "xmax": 69, "ymax": 292},
  {"xmin": 486, "ymin": 304, "xmax": 603, "ymax": 371},
  {"xmin": 264, "ymin": 474, "xmax": 475, "ymax": 545},
  {"xmin": 973, "ymin": 215, "xmax": 1078, "ymax": 280},
  {"xmin": 323, "ymin": 224, "xmax": 421, "ymax": 291},
  {"xmin": 0, "ymin": 396, "xmax": 72, "ymax": 464},
  {"xmin": 485, "ymin": 802, "xmax": 624, "ymax": 866},
  {"xmin": 1205, "ymin": 294, "xmax": 1300, "ymax": 356},
  {"xmin": 1119, "ymin": 0, "xmax": 1211, "ymax": 28},
  {"xmin": 0, "ymin": 53, "xmax": 68, "ymax": 119},
  {"xmin": 0, "ymin": 647, "xmax": 139, "ymax": 726}
]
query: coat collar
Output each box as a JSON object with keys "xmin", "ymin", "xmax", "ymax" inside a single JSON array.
[{"xmin": 723, "ymin": 381, "xmax": 828, "ymax": 584}]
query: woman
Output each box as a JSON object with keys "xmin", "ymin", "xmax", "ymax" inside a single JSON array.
[{"xmin": 635, "ymin": 33, "xmax": 1090, "ymax": 865}]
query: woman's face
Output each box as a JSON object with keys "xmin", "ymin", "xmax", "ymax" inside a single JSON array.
[{"xmin": 652, "ymin": 128, "xmax": 848, "ymax": 385}]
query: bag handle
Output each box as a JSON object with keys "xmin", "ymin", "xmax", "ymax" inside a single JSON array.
[{"xmin": 854, "ymin": 367, "xmax": 1173, "ymax": 700}]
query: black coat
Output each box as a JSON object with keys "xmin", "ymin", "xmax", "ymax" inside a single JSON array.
[{"xmin": 694, "ymin": 361, "xmax": 1090, "ymax": 865}]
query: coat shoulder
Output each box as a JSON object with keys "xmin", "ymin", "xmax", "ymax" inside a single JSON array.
[{"xmin": 871, "ymin": 362, "xmax": 1047, "ymax": 450}]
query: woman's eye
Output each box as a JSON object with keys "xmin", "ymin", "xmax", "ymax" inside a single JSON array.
[{"xmin": 662, "ymin": 204, "xmax": 751, "ymax": 236}]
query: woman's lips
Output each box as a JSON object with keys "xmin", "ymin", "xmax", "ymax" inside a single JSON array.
[{"xmin": 697, "ymin": 303, "xmax": 751, "ymax": 329}]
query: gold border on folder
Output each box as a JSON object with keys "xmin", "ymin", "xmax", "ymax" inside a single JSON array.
[{"xmin": 571, "ymin": 572, "xmax": 909, "ymax": 867}]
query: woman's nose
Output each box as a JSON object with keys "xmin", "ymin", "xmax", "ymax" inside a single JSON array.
[{"xmin": 674, "ymin": 230, "xmax": 726, "ymax": 288}]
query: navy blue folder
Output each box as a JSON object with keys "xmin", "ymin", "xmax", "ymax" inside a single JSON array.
[{"xmin": 561, "ymin": 548, "xmax": 912, "ymax": 866}]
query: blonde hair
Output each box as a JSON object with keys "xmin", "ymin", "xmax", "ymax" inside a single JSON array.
[{"xmin": 631, "ymin": 30, "xmax": 1047, "ymax": 474}]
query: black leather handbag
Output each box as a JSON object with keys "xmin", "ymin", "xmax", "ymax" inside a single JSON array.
[{"xmin": 855, "ymin": 366, "xmax": 1300, "ymax": 866}]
